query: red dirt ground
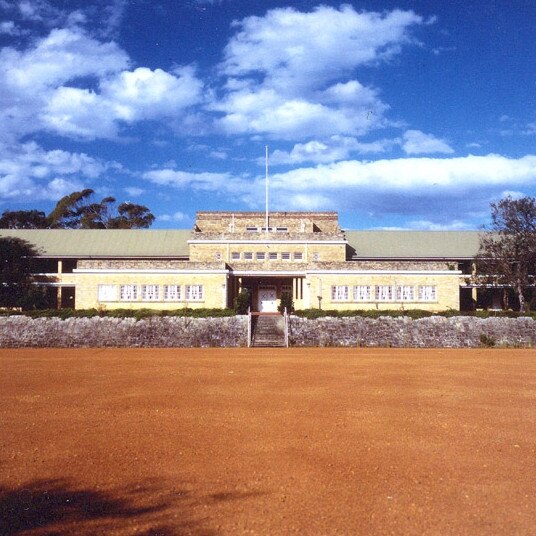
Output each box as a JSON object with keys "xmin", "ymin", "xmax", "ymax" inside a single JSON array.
[{"xmin": 1, "ymin": 347, "xmax": 536, "ymax": 535}]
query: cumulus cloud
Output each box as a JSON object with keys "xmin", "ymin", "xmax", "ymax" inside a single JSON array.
[
  {"xmin": 0, "ymin": 142, "xmax": 107, "ymax": 201},
  {"xmin": 212, "ymin": 5, "xmax": 424, "ymax": 139},
  {"xmin": 402, "ymin": 130, "xmax": 454, "ymax": 154},
  {"xmin": 0, "ymin": 25, "xmax": 204, "ymax": 141},
  {"xmin": 269, "ymin": 136, "xmax": 396, "ymax": 165}
]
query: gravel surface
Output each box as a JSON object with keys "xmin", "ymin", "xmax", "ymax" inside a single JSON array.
[{"xmin": 1, "ymin": 347, "xmax": 536, "ymax": 535}]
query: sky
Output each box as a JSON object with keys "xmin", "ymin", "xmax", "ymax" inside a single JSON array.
[{"xmin": 1, "ymin": 0, "xmax": 536, "ymax": 230}]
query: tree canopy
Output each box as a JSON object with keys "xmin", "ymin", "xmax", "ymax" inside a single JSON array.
[
  {"xmin": 0, "ymin": 237, "xmax": 51, "ymax": 309},
  {"xmin": 476, "ymin": 196, "xmax": 536, "ymax": 312},
  {"xmin": 1, "ymin": 189, "xmax": 155, "ymax": 230}
]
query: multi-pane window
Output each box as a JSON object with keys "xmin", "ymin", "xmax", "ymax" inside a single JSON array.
[
  {"xmin": 376, "ymin": 285, "xmax": 394, "ymax": 301},
  {"xmin": 331, "ymin": 285, "xmax": 349, "ymax": 301},
  {"xmin": 142, "ymin": 284, "xmax": 159, "ymax": 301},
  {"xmin": 294, "ymin": 252, "xmax": 303, "ymax": 260},
  {"xmin": 164, "ymin": 285, "xmax": 181, "ymax": 301},
  {"xmin": 418, "ymin": 285, "xmax": 437, "ymax": 301},
  {"xmin": 396, "ymin": 285, "xmax": 414, "ymax": 301},
  {"xmin": 256, "ymin": 252, "xmax": 265, "ymax": 260},
  {"xmin": 243, "ymin": 252, "xmax": 253, "ymax": 260},
  {"xmin": 281, "ymin": 252, "xmax": 291, "ymax": 260},
  {"xmin": 354, "ymin": 285, "xmax": 372, "ymax": 301},
  {"xmin": 186, "ymin": 285, "xmax": 203, "ymax": 301},
  {"xmin": 269, "ymin": 252, "xmax": 278, "ymax": 260},
  {"xmin": 98, "ymin": 284, "xmax": 117, "ymax": 301},
  {"xmin": 231, "ymin": 252, "xmax": 240, "ymax": 260},
  {"xmin": 120, "ymin": 284, "xmax": 138, "ymax": 301}
]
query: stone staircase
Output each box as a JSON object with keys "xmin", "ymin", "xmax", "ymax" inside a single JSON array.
[{"xmin": 251, "ymin": 314, "xmax": 286, "ymax": 347}]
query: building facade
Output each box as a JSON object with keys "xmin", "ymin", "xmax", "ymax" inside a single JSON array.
[{"xmin": 1, "ymin": 211, "xmax": 487, "ymax": 312}]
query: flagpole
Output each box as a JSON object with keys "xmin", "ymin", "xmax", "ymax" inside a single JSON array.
[{"xmin": 265, "ymin": 145, "xmax": 269, "ymax": 231}]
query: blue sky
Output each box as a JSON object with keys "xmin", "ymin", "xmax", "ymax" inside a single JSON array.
[{"xmin": 1, "ymin": 0, "xmax": 536, "ymax": 230}]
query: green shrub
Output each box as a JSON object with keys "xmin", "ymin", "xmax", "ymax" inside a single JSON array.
[{"xmin": 234, "ymin": 288, "xmax": 250, "ymax": 315}]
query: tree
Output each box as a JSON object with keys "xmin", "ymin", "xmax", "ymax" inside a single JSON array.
[
  {"xmin": 476, "ymin": 196, "xmax": 536, "ymax": 312},
  {"xmin": 0, "ymin": 190, "xmax": 155, "ymax": 230},
  {"xmin": 0, "ymin": 237, "xmax": 52, "ymax": 309},
  {"xmin": 0, "ymin": 210, "xmax": 49, "ymax": 229}
]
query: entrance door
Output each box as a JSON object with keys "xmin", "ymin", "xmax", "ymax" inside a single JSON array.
[{"xmin": 258, "ymin": 287, "xmax": 277, "ymax": 312}]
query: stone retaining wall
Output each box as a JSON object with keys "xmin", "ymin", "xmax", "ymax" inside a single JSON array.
[
  {"xmin": 289, "ymin": 316, "xmax": 536, "ymax": 348},
  {"xmin": 0, "ymin": 316, "xmax": 247, "ymax": 348},
  {"xmin": 1, "ymin": 315, "xmax": 536, "ymax": 348}
]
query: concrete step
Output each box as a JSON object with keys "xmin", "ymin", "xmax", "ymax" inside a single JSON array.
[{"xmin": 251, "ymin": 315, "xmax": 286, "ymax": 347}]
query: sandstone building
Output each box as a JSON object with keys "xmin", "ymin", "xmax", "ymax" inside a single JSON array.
[{"xmin": 1, "ymin": 211, "xmax": 490, "ymax": 312}]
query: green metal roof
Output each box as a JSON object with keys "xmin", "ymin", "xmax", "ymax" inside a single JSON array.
[
  {"xmin": 0, "ymin": 229, "xmax": 191, "ymax": 258},
  {"xmin": 345, "ymin": 230, "xmax": 482, "ymax": 259},
  {"xmin": 0, "ymin": 228, "xmax": 483, "ymax": 260}
]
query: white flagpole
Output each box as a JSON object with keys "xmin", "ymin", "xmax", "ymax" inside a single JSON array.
[{"xmin": 265, "ymin": 145, "xmax": 269, "ymax": 231}]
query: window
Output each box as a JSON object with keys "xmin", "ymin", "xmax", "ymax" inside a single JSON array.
[
  {"xmin": 186, "ymin": 284, "xmax": 203, "ymax": 301},
  {"xmin": 294, "ymin": 252, "xmax": 303, "ymax": 260},
  {"xmin": 142, "ymin": 284, "xmax": 160, "ymax": 301},
  {"xmin": 354, "ymin": 285, "xmax": 371, "ymax": 301},
  {"xmin": 98, "ymin": 284, "xmax": 117, "ymax": 301},
  {"xmin": 418, "ymin": 285, "xmax": 437, "ymax": 301},
  {"xmin": 331, "ymin": 285, "xmax": 349, "ymax": 301},
  {"xmin": 164, "ymin": 285, "xmax": 181, "ymax": 301},
  {"xmin": 396, "ymin": 285, "xmax": 414, "ymax": 301},
  {"xmin": 244, "ymin": 252, "xmax": 253, "ymax": 260},
  {"xmin": 256, "ymin": 252, "xmax": 265, "ymax": 260},
  {"xmin": 376, "ymin": 285, "xmax": 394, "ymax": 301},
  {"xmin": 281, "ymin": 252, "xmax": 291, "ymax": 260},
  {"xmin": 231, "ymin": 252, "xmax": 240, "ymax": 260},
  {"xmin": 246, "ymin": 226, "xmax": 258, "ymax": 232},
  {"xmin": 120, "ymin": 284, "xmax": 138, "ymax": 301},
  {"xmin": 269, "ymin": 252, "xmax": 278, "ymax": 260},
  {"xmin": 276, "ymin": 227, "xmax": 288, "ymax": 232}
]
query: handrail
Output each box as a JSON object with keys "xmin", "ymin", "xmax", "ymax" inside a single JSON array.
[
  {"xmin": 247, "ymin": 306, "xmax": 251, "ymax": 347},
  {"xmin": 284, "ymin": 307, "xmax": 289, "ymax": 347}
]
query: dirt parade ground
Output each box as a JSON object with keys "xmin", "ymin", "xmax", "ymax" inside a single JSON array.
[{"xmin": 1, "ymin": 348, "xmax": 536, "ymax": 535}]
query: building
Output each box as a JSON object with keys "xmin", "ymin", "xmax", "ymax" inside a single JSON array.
[{"xmin": 1, "ymin": 210, "xmax": 491, "ymax": 312}]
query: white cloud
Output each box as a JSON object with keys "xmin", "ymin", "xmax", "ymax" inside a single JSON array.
[
  {"xmin": 159, "ymin": 211, "xmax": 190, "ymax": 222},
  {"xmin": 124, "ymin": 187, "xmax": 144, "ymax": 197},
  {"xmin": 269, "ymin": 136, "xmax": 395, "ymax": 165},
  {"xmin": 0, "ymin": 26, "xmax": 204, "ymax": 141},
  {"xmin": 212, "ymin": 5, "xmax": 424, "ymax": 139},
  {"xmin": 402, "ymin": 130, "xmax": 454, "ymax": 154},
  {"xmin": 0, "ymin": 142, "xmax": 107, "ymax": 201},
  {"xmin": 143, "ymin": 169, "xmax": 236, "ymax": 191}
]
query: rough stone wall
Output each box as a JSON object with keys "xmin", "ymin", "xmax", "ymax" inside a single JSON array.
[
  {"xmin": 0, "ymin": 316, "xmax": 247, "ymax": 348},
  {"xmin": 289, "ymin": 316, "xmax": 536, "ymax": 348},
  {"xmin": 2, "ymin": 315, "xmax": 536, "ymax": 348}
]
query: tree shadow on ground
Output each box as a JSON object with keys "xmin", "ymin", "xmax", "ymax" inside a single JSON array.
[{"xmin": 0, "ymin": 479, "xmax": 265, "ymax": 535}]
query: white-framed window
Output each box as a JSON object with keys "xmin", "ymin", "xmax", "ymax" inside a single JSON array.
[
  {"xmin": 246, "ymin": 226, "xmax": 257, "ymax": 232},
  {"xmin": 231, "ymin": 252, "xmax": 240, "ymax": 260},
  {"xmin": 269, "ymin": 252, "xmax": 278, "ymax": 260},
  {"xmin": 186, "ymin": 284, "xmax": 204, "ymax": 301},
  {"xmin": 244, "ymin": 252, "xmax": 253, "ymax": 260},
  {"xmin": 276, "ymin": 227, "xmax": 288, "ymax": 232},
  {"xmin": 120, "ymin": 284, "xmax": 138, "ymax": 301},
  {"xmin": 294, "ymin": 252, "xmax": 303, "ymax": 260},
  {"xmin": 331, "ymin": 285, "xmax": 349, "ymax": 301},
  {"xmin": 376, "ymin": 285, "xmax": 395, "ymax": 301},
  {"xmin": 256, "ymin": 252, "xmax": 265, "ymax": 260},
  {"xmin": 98, "ymin": 284, "xmax": 117, "ymax": 302},
  {"xmin": 354, "ymin": 285, "xmax": 372, "ymax": 301},
  {"xmin": 281, "ymin": 252, "xmax": 291, "ymax": 260},
  {"xmin": 396, "ymin": 285, "xmax": 415, "ymax": 301},
  {"xmin": 164, "ymin": 285, "xmax": 181, "ymax": 301},
  {"xmin": 418, "ymin": 285, "xmax": 437, "ymax": 302},
  {"xmin": 142, "ymin": 284, "xmax": 160, "ymax": 301}
]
